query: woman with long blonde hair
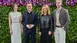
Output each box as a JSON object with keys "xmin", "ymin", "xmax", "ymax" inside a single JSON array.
[{"xmin": 38, "ymin": 5, "xmax": 53, "ymax": 43}]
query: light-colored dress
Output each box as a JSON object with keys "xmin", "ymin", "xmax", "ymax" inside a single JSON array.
[{"xmin": 9, "ymin": 12, "xmax": 22, "ymax": 43}]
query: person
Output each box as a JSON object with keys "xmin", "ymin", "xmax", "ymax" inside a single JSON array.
[
  {"xmin": 38, "ymin": 5, "xmax": 53, "ymax": 43},
  {"xmin": 52, "ymin": 0, "xmax": 70, "ymax": 43},
  {"xmin": 8, "ymin": 3, "xmax": 22, "ymax": 43},
  {"xmin": 22, "ymin": 3, "xmax": 38, "ymax": 43}
]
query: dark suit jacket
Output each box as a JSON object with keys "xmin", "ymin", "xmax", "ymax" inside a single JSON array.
[
  {"xmin": 22, "ymin": 12, "xmax": 38, "ymax": 31},
  {"xmin": 52, "ymin": 7, "xmax": 70, "ymax": 31}
]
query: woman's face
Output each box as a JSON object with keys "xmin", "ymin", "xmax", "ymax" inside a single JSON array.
[
  {"xmin": 43, "ymin": 7, "xmax": 48, "ymax": 14},
  {"xmin": 13, "ymin": 4, "xmax": 18, "ymax": 11}
]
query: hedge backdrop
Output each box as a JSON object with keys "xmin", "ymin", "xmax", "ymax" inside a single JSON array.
[{"xmin": 0, "ymin": 0, "xmax": 77, "ymax": 43}]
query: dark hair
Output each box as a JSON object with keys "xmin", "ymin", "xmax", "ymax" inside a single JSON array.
[{"xmin": 11, "ymin": 3, "xmax": 19, "ymax": 11}]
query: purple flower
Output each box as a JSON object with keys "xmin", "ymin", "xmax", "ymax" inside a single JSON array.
[
  {"xmin": 71, "ymin": 0, "xmax": 75, "ymax": 6},
  {"xmin": 33, "ymin": 0, "xmax": 37, "ymax": 6},
  {"xmin": 0, "ymin": 0, "xmax": 2, "ymax": 6},
  {"xmin": 7, "ymin": 0, "xmax": 11, "ymax": 6},
  {"xmin": 74, "ymin": 0, "xmax": 77, "ymax": 3},
  {"xmin": 3, "ymin": 0, "xmax": 7, "ymax": 6},
  {"xmin": 66, "ymin": 0, "xmax": 70, "ymax": 6},
  {"xmin": 19, "ymin": 0, "xmax": 24, "ymax": 5}
]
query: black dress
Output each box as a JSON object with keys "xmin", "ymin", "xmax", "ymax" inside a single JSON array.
[{"xmin": 39, "ymin": 15, "xmax": 53, "ymax": 43}]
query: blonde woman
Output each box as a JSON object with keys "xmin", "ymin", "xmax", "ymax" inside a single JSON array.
[
  {"xmin": 38, "ymin": 5, "xmax": 53, "ymax": 43},
  {"xmin": 8, "ymin": 3, "xmax": 22, "ymax": 43}
]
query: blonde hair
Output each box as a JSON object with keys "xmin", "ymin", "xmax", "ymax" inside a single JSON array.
[{"xmin": 41, "ymin": 5, "xmax": 50, "ymax": 15}]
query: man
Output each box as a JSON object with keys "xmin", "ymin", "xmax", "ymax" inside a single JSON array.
[
  {"xmin": 52, "ymin": 0, "xmax": 70, "ymax": 43},
  {"xmin": 22, "ymin": 3, "xmax": 38, "ymax": 43}
]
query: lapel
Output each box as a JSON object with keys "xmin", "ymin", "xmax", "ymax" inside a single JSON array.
[
  {"xmin": 59, "ymin": 7, "xmax": 63, "ymax": 19},
  {"xmin": 53, "ymin": 9, "xmax": 57, "ymax": 23},
  {"xmin": 32, "ymin": 12, "xmax": 34, "ymax": 20},
  {"xmin": 25, "ymin": 12, "xmax": 28, "ymax": 20}
]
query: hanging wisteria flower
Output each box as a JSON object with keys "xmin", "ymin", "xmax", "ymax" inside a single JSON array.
[
  {"xmin": 66, "ymin": 0, "xmax": 70, "ymax": 6},
  {"xmin": 71, "ymin": 0, "xmax": 75, "ymax": 6},
  {"xmin": 0, "ymin": 0, "xmax": 76, "ymax": 6}
]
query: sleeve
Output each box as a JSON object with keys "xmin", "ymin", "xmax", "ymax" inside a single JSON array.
[
  {"xmin": 50, "ymin": 15, "xmax": 54, "ymax": 32},
  {"xmin": 38, "ymin": 16, "xmax": 41, "ymax": 32},
  {"xmin": 21, "ymin": 13, "xmax": 26, "ymax": 27},
  {"xmin": 34, "ymin": 13, "xmax": 38, "ymax": 27},
  {"xmin": 63, "ymin": 9, "xmax": 70, "ymax": 29}
]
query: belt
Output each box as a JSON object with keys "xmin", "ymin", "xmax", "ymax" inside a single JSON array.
[
  {"xmin": 12, "ymin": 22, "xmax": 20, "ymax": 23},
  {"xmin": 56, "ymin": 26, "xmax": 62, "ymax": 28}
]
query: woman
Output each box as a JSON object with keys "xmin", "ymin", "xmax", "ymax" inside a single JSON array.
[
  {"xmin": 39, "ymin": 5, "xmax": 53, "ymax": 43},
  {"xmin": 8, "ymin": 3, "xmax": 22, "ymax": 43}
]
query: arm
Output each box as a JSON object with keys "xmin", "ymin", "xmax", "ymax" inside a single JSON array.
[
  {"xmin": 21, "ymin": 13, "xmax": 26, "ymax": 27},
  {"xmin": 50, "ymin": 13, "xmax": 55, "ymax": 32},
  {"xmin": 38, "ymin": 16, "xmax": 41, "ymax": 36},
  {"xmin": 38, "ymin": 16, "xmax": 41, "ymax": 32},
  {"xmin": 19, "ymin": 12, "xmax": 23, "ymax": 32},
  {"xmin": 50, "ymin": 16, "xmax": 53, "ymax": 32},
  {"xmin": 34, "ymin": 13, "xmax": 38, "ymax": 27},
  {"xmin": 8, "ymin": 13, "xmax": 12, "ymax": 35}
]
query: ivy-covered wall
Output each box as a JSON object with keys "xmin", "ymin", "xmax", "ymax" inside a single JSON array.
[{"xmin": 0, "ymin": 1, "xmax": 77, "ymax": 43}]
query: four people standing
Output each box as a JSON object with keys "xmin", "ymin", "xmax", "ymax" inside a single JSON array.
[{"xmin": 9, "ymin": 0, "xmax": 70, "ymax": 43}]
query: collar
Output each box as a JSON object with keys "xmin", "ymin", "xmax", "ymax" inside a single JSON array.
[
  {"xmin": 27, "ymin": 11, "xmax": 32, "ymax": 14},
  {"xmin": 57, "ymin": 7, "xmax": 62, "ymax": 11}
]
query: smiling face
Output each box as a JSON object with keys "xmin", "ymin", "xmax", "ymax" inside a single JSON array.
[
  {"xmin": 41, "ymin": 5, "xmax": 50, "ymax": 15},
  {"xmin": 43, "ymin": 6, "xmax": 48, "ymax": 14},
  {"xmin": 26, "ymin": 3, "xmax": 32, "ymax": 12},
  {"xmin": 13, "ymin": 4, "xmax": 18, "ymax": 11},
  {"xmin": 56, "ymin": 0, "xmax": 62, "ymax": 8}
]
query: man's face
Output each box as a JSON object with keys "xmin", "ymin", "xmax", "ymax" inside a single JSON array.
[
  {"xmin": 56, "ymin": 0, "xmax": 62, "ymax": 8},
  {"xmin": 27, "ymin": 4, "xmax": 32, "ymax": 12}
]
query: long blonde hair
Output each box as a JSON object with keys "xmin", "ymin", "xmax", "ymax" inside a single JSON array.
[{"xmin": 41, "ymin": 5, "xmax": 50, "ymax": 15}]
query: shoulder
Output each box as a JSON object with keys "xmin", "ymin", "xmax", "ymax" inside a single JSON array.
[
  {"xmin": 32, "ymin": 12, "xmax": 37, "ymax": 15},
  {"xmin": 9, "ymin": 12, "xmax": 13, "ymax": 16},
  {"xmin": 18, "ymin": 12, "xmax": 22, "ymax": 15},
  {"xmin": 53, "ymin": 9, "xmax": 56, "ymax": 13},
  {"xmin": 32, "ymin": 12, "xmax": 37, "ymax": 16},
  {"xmin": 48, "ymin": 15, "xmax": 52, "ymax": 18},
  {"xmin": 39, "ymin": 15, "xmax": 42, "ymax": 18},
  {"xmin": 23, "ymin": 12, "xmax": 27, "ymax": 16},
  {"xmin": 62, "ymin": 8, "xmax": 68, "ymax": 12},
  {"xmin": 9, "ymin": 12, "xmax": 13, "ymax": 14}
]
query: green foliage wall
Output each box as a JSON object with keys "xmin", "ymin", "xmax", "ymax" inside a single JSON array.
[{"xmin": 0, "ymin": 1, "xmax": 77, "ymax": 43}]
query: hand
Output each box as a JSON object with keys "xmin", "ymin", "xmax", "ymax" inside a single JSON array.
[
  {"xmin": 48, "ymin": 31, "xmax": 52, "ymax": 35},
  {"xmin": 62, "ymin": 26, "xmax": 64, "ymax": 29},
  {"xmin": 10, "ymin": 30, "xmax": 13, "ymax": 35},
  {"xmin": 30, "ymin": 24, "xmax": 34, "ymax": 28},
  {"xmin": 39, "ymin": 32, "xmax": 41, "ymax": 36},
  {"xmin": 21, "ymin": 29, "xmax": 23, "ymax": 33},
  {"xmin": 26, "ymin": 25, "xmax": 31, "ymax": 29},
  {"xmin": 56, "ymin": 23, "xmax": 61, "ymax": 26},
  {"xmin": 10, "ymin": 26, "xmax": 13, "ymax": 35}
]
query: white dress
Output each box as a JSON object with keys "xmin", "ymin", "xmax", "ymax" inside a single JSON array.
[{"xmin": 9, "ymin": 12, "xmax": 22, "ymax": 43}]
